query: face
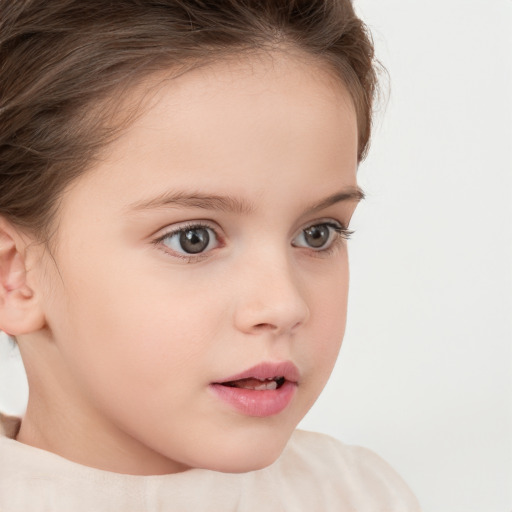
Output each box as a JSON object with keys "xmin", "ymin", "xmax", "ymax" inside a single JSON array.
[{"xmin": 26, "ymin": 52, "xmax": 361, "ymax": 475}]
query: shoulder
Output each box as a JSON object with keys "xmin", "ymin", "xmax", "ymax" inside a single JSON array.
[{"xmin": 272, "ymin": 429, "xmax": 422, "ymax": 512}]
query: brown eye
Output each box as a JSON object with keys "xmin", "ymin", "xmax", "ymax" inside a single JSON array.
[
  {"xmin": 292, "ymin": 222, "xmax": 348, "ymax": 251},
  {"xmin": 303, "ymin": 224, "xmax": 330, "ymax": 248},
  {"xmin": 161, "ymin": 225, "xmax": 218, "ymax": 255},
  {"xmin": 179, "ymin": 228, "xmax": 210, "ymax": 253}
]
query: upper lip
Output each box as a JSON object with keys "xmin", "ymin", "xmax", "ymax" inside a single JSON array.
[{"xmin": 214, "ymin": 361, "xmax": 300, "ymax": 384}]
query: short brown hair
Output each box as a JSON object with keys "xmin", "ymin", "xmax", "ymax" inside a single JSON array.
[{"xmin": 0, "ymin": 0, "xmax": 378, "ymax": 240}]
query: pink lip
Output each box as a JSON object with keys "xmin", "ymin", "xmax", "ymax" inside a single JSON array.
[
  {"xmin": 216, "ymin": 361, "xmax": 300, "ymax": 384},
  {"xmin": 209, "ymin": 361, "xmax": 300, "ymax": 417}
]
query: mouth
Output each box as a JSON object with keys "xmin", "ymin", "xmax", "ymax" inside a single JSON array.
[
  {"xmin": 214, "ymin": 361, "xmax": 300, "ymax": 387},
  {"xmin": 209, "ymin": 361, "xmax": 299, "ymax": 417},
  {"xmin": 219, "ymin": 376, "xmax": 286, "ymax": 391}
]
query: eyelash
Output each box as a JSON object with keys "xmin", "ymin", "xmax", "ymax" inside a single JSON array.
[
  {"xmin": 153, "ymin": 222, "xmax": 219, "ymax": 263},
  {"xmin": 297, "ymin": 222, "xmax": 353, "ymax": 260},
  {"xmin": 152, "ymin": 221, "xmax": 354, "ymax": 263},
  {"xmin": 310, "ymin": 222, "xmax": 352, "ymax": 241}
]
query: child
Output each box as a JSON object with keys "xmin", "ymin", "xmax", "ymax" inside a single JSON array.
[{"xmin": 0, "ymin": 0, "xmax": 421, "ymax": 510}]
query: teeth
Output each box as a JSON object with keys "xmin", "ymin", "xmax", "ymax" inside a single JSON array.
[
  {"xmin": 253, "ymin": 381, "xmax": 278, "ymax": 391},
  {"xmin": 222, "ymin": 376, "xmax": 285, "ymax": 390}
]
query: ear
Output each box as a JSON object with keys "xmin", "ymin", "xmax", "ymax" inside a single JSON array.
[{"xmin": 0, "ymin": 219, "xmax": 45, "ymax": 336}]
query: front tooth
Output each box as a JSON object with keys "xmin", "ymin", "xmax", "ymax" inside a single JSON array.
[{"xmin": 254, "ymin": 381, "xmax": 278, "ymax": 391}]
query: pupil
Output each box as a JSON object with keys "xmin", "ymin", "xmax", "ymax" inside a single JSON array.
[
  {"xmin": 304, "ymin": 225, "xmax": 329, "ymax": 248},
  {"xmin": 179, "ymin": 228, "xmax": 210, "ymax": 254}
]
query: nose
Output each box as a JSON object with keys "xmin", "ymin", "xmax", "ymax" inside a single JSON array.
[{"xmin": 233, "ymin": 256, "xmax": 310, "ymax": 337}]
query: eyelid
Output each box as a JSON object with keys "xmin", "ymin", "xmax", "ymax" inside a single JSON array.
[
  {"xmin": 295, "ymin": 219, "xmax": 353, "ymax": 240},
  {"xmin": 292, "ymin": 219, "xmax": 354, "ymax": 253},
  {"xmin": 152, "ymin": 220, "xmax": 224, "ymax": 262},
  {"xmin": 153, "ymin": 220, "xmax": 220, "ymax": 238}
]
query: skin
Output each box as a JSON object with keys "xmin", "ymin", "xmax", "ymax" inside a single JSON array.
[{"xmin": 6, "ymin": 51, "xmax": 361, "ymax": 475}]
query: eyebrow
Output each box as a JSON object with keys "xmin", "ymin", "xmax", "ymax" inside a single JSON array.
[
  {"xmin": 307, "ymin": 187, "xmax": 365, "ymax": 213},
  {"xmin": 126, "ymin": 186, "xmax": 364, "ymax": 215},
  {"xmin": 126, "ymin": 191, "xmax": 254, "ymax": 215}
]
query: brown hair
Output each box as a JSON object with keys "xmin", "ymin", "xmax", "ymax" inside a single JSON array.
[{"xmin": 0, "ymin": 0, "xmax": 378, "ymax": 241}]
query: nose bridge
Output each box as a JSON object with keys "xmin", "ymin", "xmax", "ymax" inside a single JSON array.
[{"xmin": 233, "ymin": 246, "xmax": 310, "ymax": 336}]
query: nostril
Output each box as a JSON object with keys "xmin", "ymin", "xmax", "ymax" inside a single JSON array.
[
  {"xmin": 252, "ymin": 320, "xmax": 303, "ymax": 334},
  {"xmin": 254, "ymin": 323, "xmax": 275, "ymax": 330}
]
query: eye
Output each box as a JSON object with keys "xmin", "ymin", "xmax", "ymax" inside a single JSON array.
[
  {"xmin": 292, "ymin": 222, "xmax": 352, "ymax": 251},
  {"xmin": 157, "ymin": 223, "xmax": 220, "ymax": 256}
]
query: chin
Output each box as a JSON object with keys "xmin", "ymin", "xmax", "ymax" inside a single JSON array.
[
  {"xmin": 189, "ymin": 426, "xmax": 293, "ymax": 474},
  {"xmin": 203, "ymin": 449, "xmax": 283, "ymax": 474}
]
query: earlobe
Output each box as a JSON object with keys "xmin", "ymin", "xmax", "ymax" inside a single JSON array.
[{"xmin": 0, "ymin": 220, "xmax": 46, "ymax": 336}]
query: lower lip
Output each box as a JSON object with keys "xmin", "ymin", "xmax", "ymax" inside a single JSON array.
[{"xmin": 209, "ymin": 381, "xmax": 297, "ymax": 417}]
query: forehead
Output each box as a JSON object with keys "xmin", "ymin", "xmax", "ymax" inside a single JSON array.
[
  {"xmin": 97, "ymin": 52, "xmax": 355, "ymax": 171},
  {"xmin": 55, "ymin": 51, "xmax": 358, "ymax": 231}
]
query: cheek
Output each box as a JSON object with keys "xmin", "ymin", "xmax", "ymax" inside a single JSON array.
[
  {"xmin": 314, "ymin": 294, "xmax": 347, "ymax": 367},
  {"xmin": 68, "ymin": 286, "xmax": 209, "ymax": 368},
  {"xmin": 303, "ymin": 262, "xmax": 349, "ymax": 373},
  {"xmin": 288, "ymin": 264, "xmax": 348, "ymax": 416},
  {"xmin": 46, "ymin": 250, "xmax": 225, "ymax": 402}
]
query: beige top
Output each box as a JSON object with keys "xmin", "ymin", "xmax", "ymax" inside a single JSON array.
[{"xmin": 0, "ymin": 414, "xmax": 421, "ymax": 512}]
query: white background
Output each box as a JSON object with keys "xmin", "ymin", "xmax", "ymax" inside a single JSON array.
[
  {"xmin": 0, "ymin": 1, "xmax": 511, "ymax": 511},
  {"xmin": 300, "ymin": 1, "xmax": 512, "ymax": 511}
]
